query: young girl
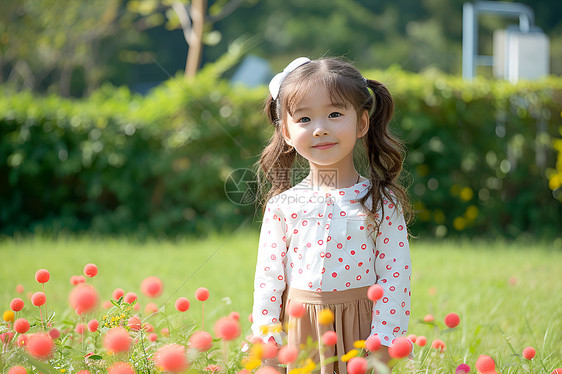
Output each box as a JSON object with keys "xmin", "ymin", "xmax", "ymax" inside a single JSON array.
[{"xmin": 251, "ymin": 57, "xmax": 412, "ymax": 373}]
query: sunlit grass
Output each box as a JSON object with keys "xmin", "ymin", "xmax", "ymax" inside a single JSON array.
[{"xmin": 2, "ymin": 233, "xmax": 561, "ymax": 372}]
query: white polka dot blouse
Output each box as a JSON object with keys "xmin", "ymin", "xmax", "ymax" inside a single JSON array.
[{"xmin": 251, "ymin": 177, "xmax": 412, "ymax": 346}]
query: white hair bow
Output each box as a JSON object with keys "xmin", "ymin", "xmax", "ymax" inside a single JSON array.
[{"xmin": 268, "ymin": 57, "xmax": 311, "ymax": 100}]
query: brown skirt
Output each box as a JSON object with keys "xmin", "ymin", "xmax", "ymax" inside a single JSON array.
[{"xmin": 281, "ymin": 286, "xmax": 374, "ymax": 374}]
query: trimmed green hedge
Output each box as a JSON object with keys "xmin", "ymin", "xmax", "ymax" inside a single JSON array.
[{"xmin": 1, "ymin": 68, "xmax": 561, "ymax": 239}]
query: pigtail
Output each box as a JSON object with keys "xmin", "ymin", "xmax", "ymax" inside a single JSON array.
[
  {"xmin": 360, "ymin": 79, "xmax": 412, "ymax": 229},
  {"xmin": 256, "ymin": 95, "xmax": 296, "ymax": 212}
]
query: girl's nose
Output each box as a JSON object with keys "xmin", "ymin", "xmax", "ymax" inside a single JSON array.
[{"xmin": 313, "ymin": 126, "xmax": 329, "ymax": 137}]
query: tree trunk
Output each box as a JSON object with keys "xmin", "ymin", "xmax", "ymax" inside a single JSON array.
[
  {"xmin": 185, "ymin": 0, "xmax": 206, "ymax": 77},
  {"xmin": 59, "ymin": 65, "xmax": 72, "ymax": 97}
]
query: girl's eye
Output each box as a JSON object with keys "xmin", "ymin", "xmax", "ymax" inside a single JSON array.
[
  {"xmin": 297, "ymin": 117, "xmax": 311, "ymax": 123},
  {"xmin": 328, "ymin": 112, "xmax": 342, "ymax": 118}
]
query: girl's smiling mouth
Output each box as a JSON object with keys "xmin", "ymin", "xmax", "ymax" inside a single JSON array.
[{"xmin": 312, "ymin": 142, "xmax": 337, "ymax": 150}]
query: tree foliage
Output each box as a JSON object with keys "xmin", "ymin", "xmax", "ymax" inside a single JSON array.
[
  {"xmin": 2, "ymin": 0, "xmax": 560, "ymax": 96},
  {"xmin": 1, "ymin": 67, "xmax": 560, "ymax": 238}
]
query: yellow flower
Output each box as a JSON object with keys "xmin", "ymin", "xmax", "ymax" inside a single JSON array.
[
  {"xmin": 353, "ymin": 340, "xmax": 366, "ymax": 349},
  {"xmin": 341, "ymin": 349, "xmax": 358, "ymax": 362},
  {"xmin": 3, "ymin": 310, "xmax": 14, "ymax": 322},
  {"xmin": 465, "ymin": 205, "xmax": 479, "ymax": 221},
  {"xmin": 250, "ymin": 343, "xmax": 264, "ymax": 360},
  {"xmin": 289, "ymin": 369, "xmax": 301, "ymax": 374},
  {"xmin": 244, "ymin": 357, "xmax": 262, "ymax": 371},
  {"xmin": 60, "ymin": 370, "xmax": 66, "ymax": 373},
  {"xmin": 459, "ymin": 187, "xmax": 474, "ymax": 202},
  {"xmin": 318, "ymin": 309, "xmax": 334, "ymax": 325},
  {"xmin": 270, "ymin": 323, "xmax": 283, "ymax": 333},
  {"xmin": 453, "ymin": 217, "xmax": 466, "ymax": 231},
  {"xmin": 259, "ymin": 325, "xmax": 270, "ymax": 335},
  {"xmin": 302, "ymin": 358, "xmax": 316, "ymax": 373}
]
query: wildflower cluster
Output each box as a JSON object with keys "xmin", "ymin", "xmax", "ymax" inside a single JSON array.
[{"xmin": 1, "ymin": 266, "xmax": 560, "ymax": 374}]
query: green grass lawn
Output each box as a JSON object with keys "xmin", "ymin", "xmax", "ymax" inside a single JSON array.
[{"xmin": 1, "ymin": 232, "xmax": 561, "ymax": 373}]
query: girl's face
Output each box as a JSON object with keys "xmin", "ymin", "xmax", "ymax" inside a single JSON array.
[{"xmin": 282, "ymin": 84, "xmax": 369, "ymax": 172}]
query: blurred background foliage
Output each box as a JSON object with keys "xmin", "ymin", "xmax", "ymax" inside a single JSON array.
[
  {"xmin": 1, "ymin": 67, "xmax": 561, "ymax": 239},
  {"xmin": 1, "ymin": 0, "xmax": 561, "ymax": 96},
  {"xmin": 0, "ymin": 0, "xmax": 561, "ymax": 240}
]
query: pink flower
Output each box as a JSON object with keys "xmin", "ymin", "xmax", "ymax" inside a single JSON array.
[
  {"xmin": 389, "ymin": 337, "xmax": 412, "ymax": 359},
  {"xmin": 154, "ymin": 344, "xmax": 189, "ymax": 373},
  {"xmin": 107, "ymin": 362, "xmax": 134, "ymax": 374},
  {"xmin": 255, "ymin": 368, "xmax": 279, "ymax": 374},
  {"xmin": 445, "ymin": 312, "xmax": 460, "ymax": 328},
  {"xmin": 17, "ymin": 334, "xmax": 28, "ymax": 347},
  {"xmin": 88, "ymin": 319, "xmax": 99, "ymax": 333},
  {"xmin": 229, "ymin": 311, "xmax": 240, "ymax": 321},
  {"xmin": 26, "ymin": 333, "xmax": 54, "ymax": 360},
  {"xmin": 70, "ymin": 275, "xmax": 86, "ymax": 286},
  {"xmin": 14, "ymin": 318, "xmax": 30, "ymax": 334},
  {"xmin": 10, "ymin": 298, "xmax": 24, "ymax": 312},
  {"xmin": 124, "ymin": 292, "xmax": 137, "ymax": 304},
  {"xmin": 416, "ymin": 335, "xmax": 427, "ymax": 347},
  {"xmin": 278, "ymin": 345, "xmax": 298, "ymax": 364},
  {"xmin": 69, "ymin": 284, "xmax": 99, "ymax": 315},
  {"xmin": 113, "ymin": 288, "xmax": 125, "ymax": 300},
  {"xmin": 48, "ymin": 328, "xmax": 60, "ymax": 340},
  {"xmin": 456, "ymin": 364, "xmax": 471, "ymax": 374},
  {"xmin": 262, "ymin": 342, "xmax": 278, "ymax": 359},
  {"xmin": 7, "ymin": 366, "xmax": 27, "ymax": 374},
  {"xmin": 175, "ymin": 297, "xmax": 190, "ymax": 312},
  {"xmin": 149, "ymin": 333, "xmax": 158, "ymax": 342},
  {"xmin": 205, "ymin": 364, "xmax": 221, "ymax": 372},
  {"xmin": 407, "ymin": 334, "xmax": 417, "ymax": 343},
  {"xmin": 127, "ymin": 315, "xmax": 142, "ymax": 331},
  {"xmin": 365, "ymin": 334, "xmax": 381, "ymax": 352},
  {"xmin": 1, "ymin": 332, "xmax": 14, "ymax": 344},
  {"xmin": 475, "ymin": 355, "xmax": 496, "ymax": 373},
  {"xmin": 103, "ymin": 327, "xmax": 132, "ymax": 353},
  {"xmin": 214, "ymin": 316, "xmax": 241, "ymax": 341},
  {"xmin": 141, "ymin": 276, "xmax": 163, "ymax": 298},
  {"xmin": 31, "ymin": 292, "xmax": 46, "ymax": 307},
  {"xmin": 75, "ymin": 323, "xmax": 87, "ymax": 335},
  {"xmin": 423, "ymin": 314, "xmax": 434, "ymax": 322},
  {"xmin": 145, "ymin": 302, "xmax": 159, "ymax": 315},
  {"xmin": 144, "ymin": 323, "xmax": 154, "ymax": 332},
  {"xmin": 16, "ymin": 284, "xmax": 24, "ymax": 293},
  {"xmin": 367, "ymin": 284, "xmax": 384, "ymax": 301},
  {"xmin": 83, "ymin": 263, "xmax": 98, "ymax": 278},
  {"xmin": 523, "ymin": 346, "xmax": 536, "ymax": 360},
  {"xmin": 288, "ymin": 301, "xmax": 306, "ymax": 318},
  {"xmin": 322, "ymin": 331, "xmax": 338, "ymax": 346},
  {"xmin": 35, "ymin": 269, "xmax": 50, "ymax": 284},
  {"xmin": 195, "ymin": 287, "xmax": 209, "ymax": 302},
  {"xmin": 347, "ymin": 357, "xmax": 368, "ymax": 374},
  {"xmin": 431, "ymin": 339, "xmax": 446, "ymax": 352},
  {"xmin": 189, "ymin": 331, "xmax": 213, "ymax": 351}
]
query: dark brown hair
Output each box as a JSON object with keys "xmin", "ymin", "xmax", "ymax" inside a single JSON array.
[{"xmin": 257, "ymin": 57, "xmax": 412, "ymax": 231}]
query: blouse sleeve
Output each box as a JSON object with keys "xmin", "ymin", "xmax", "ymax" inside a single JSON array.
[
  {"xmin": 251, "ymin": 200, "xmax": 288, "ymax": 343},
  {"xmin": 369, "ymin": 201, "xmax": 412, "ymax": 347}
]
